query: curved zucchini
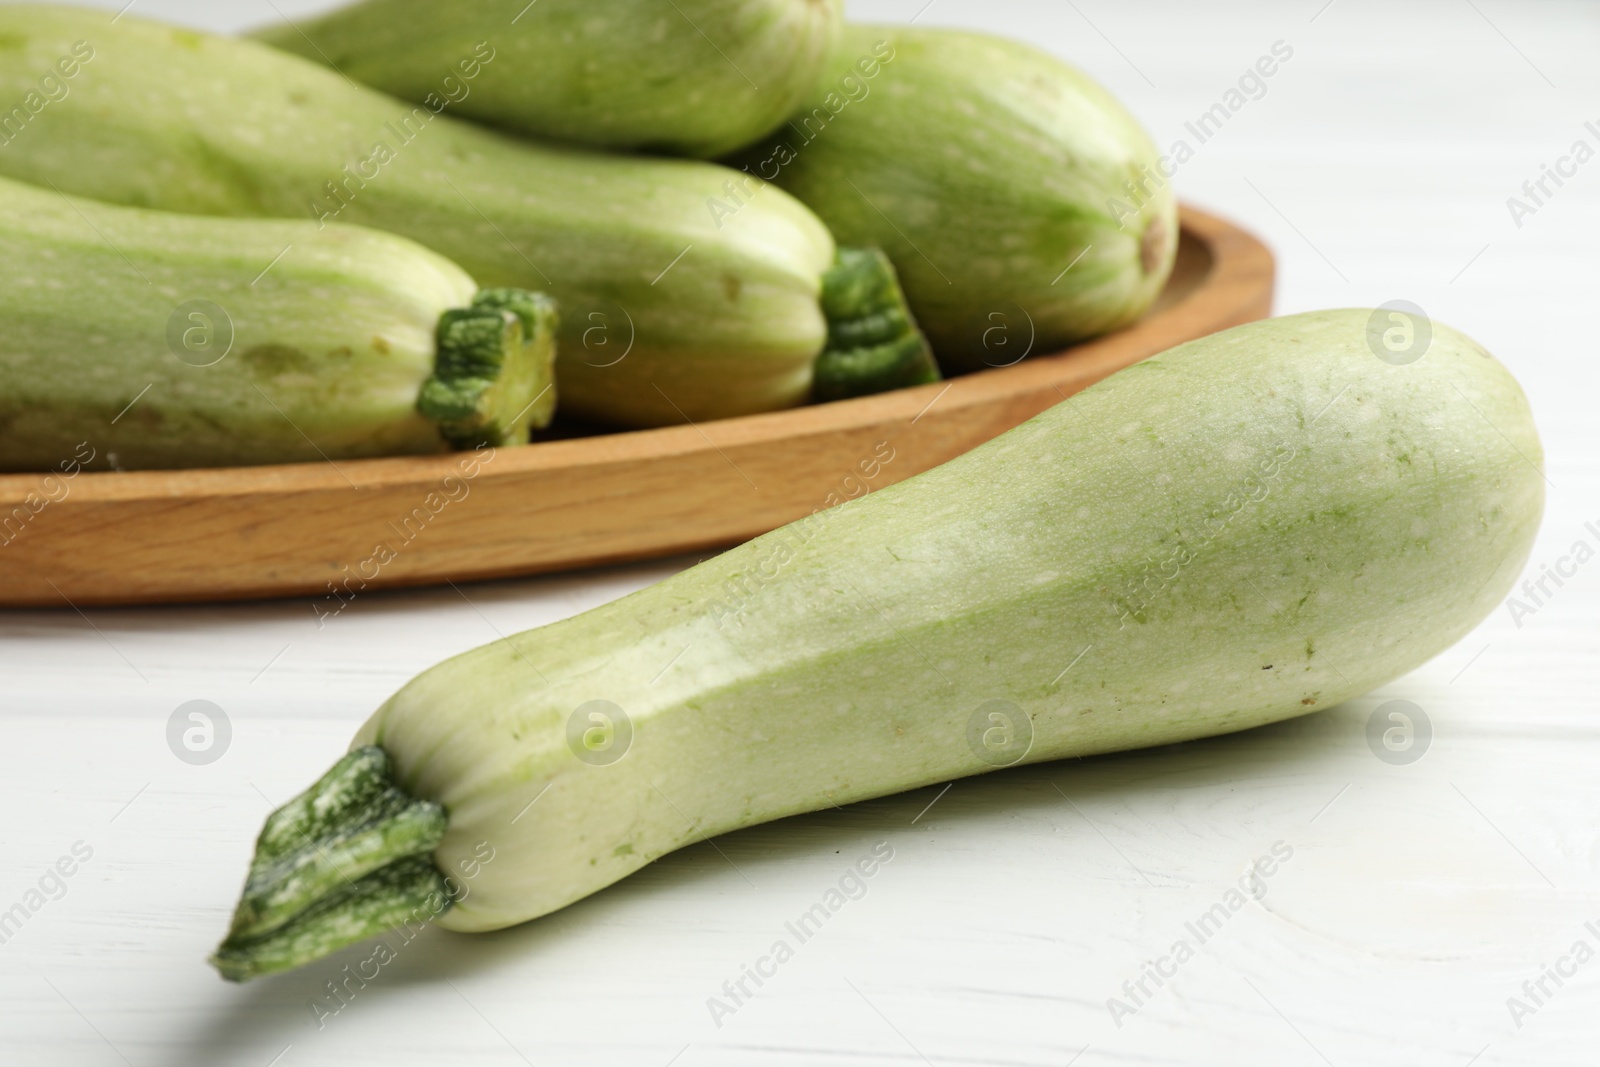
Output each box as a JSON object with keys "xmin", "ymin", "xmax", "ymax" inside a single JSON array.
[
  {"xmin": 0, "ymin": 176, "xmax": 554, "ymax": 471},
  {"xmin": 253, "ymin": 0, "xmax": 843, "ymax": 159},
  {"xmin": 214, "ymin": 309, "xmax": 1542, "ymax": 978},
  {"xmin": 0, "ymin": 7, "xmax": 931, "ymax": 427},
  {"xmin": 734, "ymin": 25, "xmax": 1178, "ymax": 373}
]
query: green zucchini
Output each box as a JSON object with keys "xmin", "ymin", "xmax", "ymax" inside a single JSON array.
[
  {"xmin": 0, "ymin": 7, "xmax": 933, "ymax": 428},
  {"xmin": 734, "ymin": 25, "xmax": 1178, "ymax": 373},
  {"xmin": 214, "ymin": 309, "xmax": 1543, "ymax": 980},
  {"xmin": 0, "ymin": 175, "xmax": 554, "ymax": 471},
  {"xmin": 252, "ymin": 0, "xmax": 843, "ymax": 159}
]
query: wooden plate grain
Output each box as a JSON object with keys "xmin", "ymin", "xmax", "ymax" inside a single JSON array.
[{"xmin": 0, "ymin": 205, "xmax": 1272, "ymax": 608}]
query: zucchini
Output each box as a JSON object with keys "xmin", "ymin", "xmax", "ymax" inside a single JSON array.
[
  {"xmin": 252, "ymin": 0, "xmax": 843, "ymax": 159},
  {"xmin": 734, "ymin": 25, "xmax": 1178, "ymax": 373},
  {"xmin": 0, "ymin": 175, "xmax": 554, "ymax": 471},
  {"xmin": 214, "ymin": 308, "xmax": 1542, "ymax": 979},
  {"xmin": 0, "ymin": 7, "xmax": 933, "ymax": 428}
]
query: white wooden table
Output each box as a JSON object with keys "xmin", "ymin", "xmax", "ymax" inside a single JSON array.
[{"xmin": 3, "ymin": 1, "xmax": 1597, "ymax": 1064}]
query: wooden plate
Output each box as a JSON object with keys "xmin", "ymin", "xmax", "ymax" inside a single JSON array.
[{"xmin": 0, "ymin": 205, "xmax": 1272, "ymax": 608}]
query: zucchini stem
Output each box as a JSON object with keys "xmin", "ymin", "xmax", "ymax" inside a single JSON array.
[
  {"xmin": 211, "ymin": 747, "xmax": 453, "ymax": 982},
  {"xmin": 418, "ymin": 288, "xmax": 559, "ymax": 449},
  {"xmin": 816, "ymin": 247, "xmax": 941, "ymax": 403}
]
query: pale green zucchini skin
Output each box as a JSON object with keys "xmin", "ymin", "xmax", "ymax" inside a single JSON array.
[
  {"xmin": 252, "ymin": 0, "xmax": 843, "ymax": 159},
  {"xmin": 0, "ymin": 176, "xmax": 555, "ymax": 471},
  {"xmin": 0, "ymin": 8, "xmax": 918, "ymax": 427},
  {"xmin": 215, "ymin": 309, "xmax": 1542, "ymax": 977},
  {"xmin": 734, "ymin": 25, "xmax": 1179, "ymax": 373}
]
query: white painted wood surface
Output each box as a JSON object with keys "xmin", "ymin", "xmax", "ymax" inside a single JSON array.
[{"xmin": 3, "ymin": 1, "xmax": 1597, "ymax": 1064}]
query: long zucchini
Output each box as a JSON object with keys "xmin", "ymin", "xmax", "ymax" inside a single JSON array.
[
  {"xmin": 212, "ymin": 309, "xmax": 1542, "ymax": 978},
  {"xmin": 253, "ymin": 0, "xmax": 842, "ymax": 159},
  {"xmin": 0, "ymin": 175, "xmax": 553, "ymax": 471},
  {"xmin": 736, "ymin": 25, "xmax": 1178, "ymax": 372},
  {"xmin": 0, "ymin": 7, "xmax": 933, "ymax": 427}
]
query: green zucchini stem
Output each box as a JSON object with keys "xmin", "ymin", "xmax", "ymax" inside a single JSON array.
[
  {"xmin": 815, "ymin": 247, "xmax": 941, "ymax": 403},
  {"xmin": 211, "ymin": 747, "xmax": 453, "ymax": 982},
  {"xmin": 418, "ymin": 288, "xmax": 559, "ymax": 449}
]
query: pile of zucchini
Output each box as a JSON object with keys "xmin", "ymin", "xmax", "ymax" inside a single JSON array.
[
  {"xmin": 0, "ymin": 2, "xmax": 1525, "ymax": 983},
  {"xmin": 0, "ymin": 1, "xmax": 1176, "ymax": 471}
]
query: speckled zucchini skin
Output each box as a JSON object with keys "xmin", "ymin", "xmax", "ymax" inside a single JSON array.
[
  {"xmin": 364, "ymin": 310, "xmax": 1540, "ymax": 933},
  {"xmin": 0, "ymin": 175, "xmax": 555, "ymax": 471},
  {"xmin": 216, "ymin": 311, "xmax": 1543, "ymax": 975},
  {"xmin": 736, "ymin": 25, "xmax": 1179, "ymax": 372},
  {"xmin": 253, "ymin": 0, "xmax": 842, "ymax": 159},
  {"xmin": 0, "ymin": 7, "xmax": 853, "ymax": 427}
]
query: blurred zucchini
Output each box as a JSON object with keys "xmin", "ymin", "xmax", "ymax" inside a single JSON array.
[
  {"xmin": 0, "ymin": 176, "xmax": 554, "ymax": 471},
  {"xmin": 0, "ymin": 6, "xmax": 931, "ymax": 428},
  {"xmin": 253, "ymin": 0, "xmax": 842, "ymax": 159},
  {"xmin": 734, "ymin": 26, "xmax": 1178, "ymax": 373}
]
